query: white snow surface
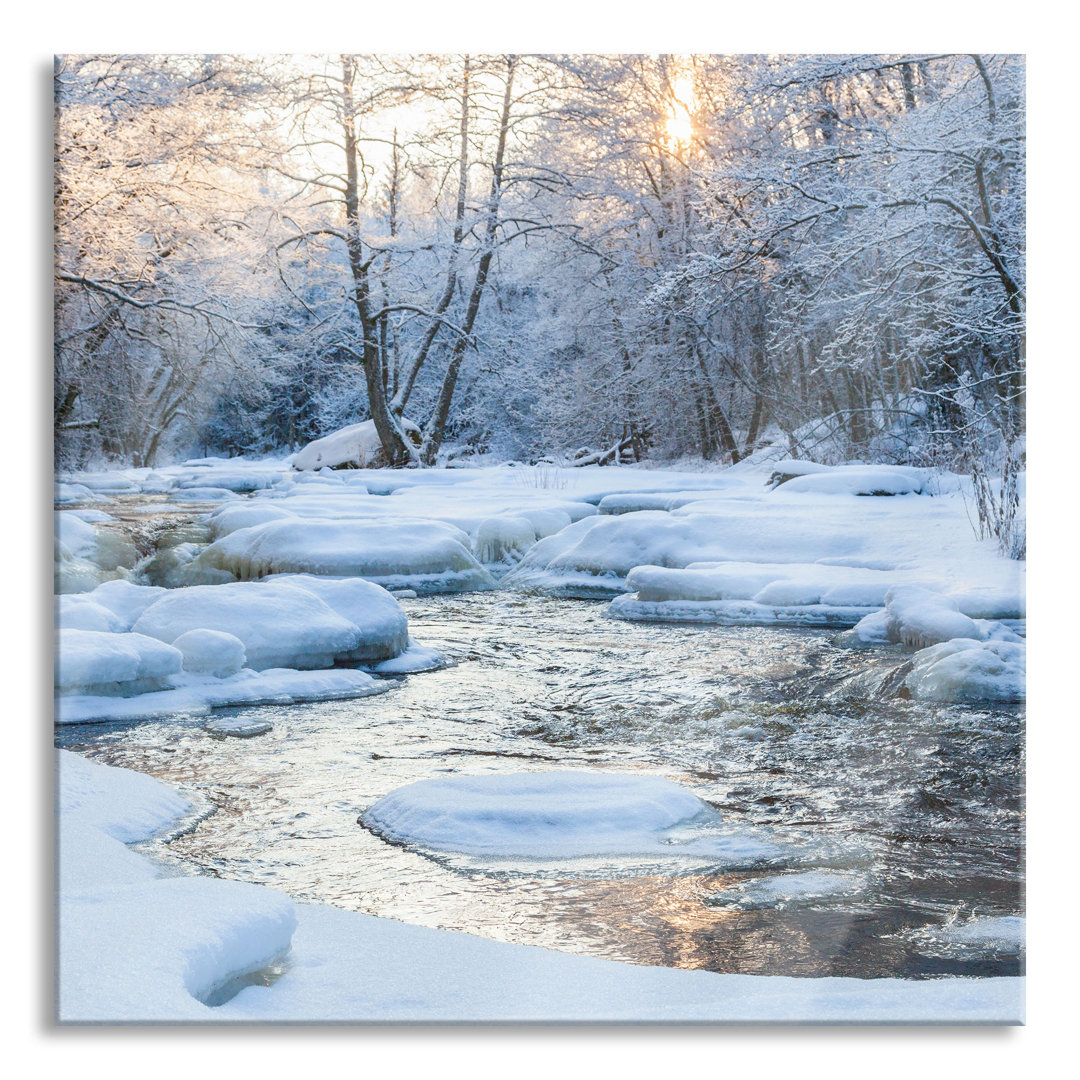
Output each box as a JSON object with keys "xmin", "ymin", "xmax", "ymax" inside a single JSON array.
[
  {"xmin": 173, "ymin": 628, "xmax": 246, "ymax": 677},
  {"xmin": 200, "ymin": 517, "xmax": 497, "ymax": 593},
  {"xmin": 55, "ymin": 666, "xmax": 390, "ymax": 724},
  {"xmin": 363, "ymin": 770, "xmax": 777, "ymax": 864},
  {"xmin": 56, "ymin": 750, "xmax": 1023, "ymax": 1022},
  {"xmin": 264, "ymin": 574, "xmax": 409, "ymax": 662},
  {"xmin": 293, "ymin": 418, "xmax": 420, "ymax": 470},
  {"xmin": 131, "ymin": 580, "xmax": 380, "ymax": 670}
]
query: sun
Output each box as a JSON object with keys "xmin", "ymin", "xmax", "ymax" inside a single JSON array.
[{"xmin": 665, "ymin": 71, "xmax": 696, "ymax": 145}]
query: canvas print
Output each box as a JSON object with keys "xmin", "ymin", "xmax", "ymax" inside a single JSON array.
[{"xmin": 54, "ymin": 54, "xmax": 1025, "ymax": 1023}]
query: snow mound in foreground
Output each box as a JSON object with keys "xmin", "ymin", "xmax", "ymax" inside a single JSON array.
[
  {"xmin": 55, "ymin": 629, "xmax": 182, "ymax": 696},
  {"xmin": 56, "ymin": 594, "xmax": 127, "ymax": 633},
  {"xmin": 199, "ymin": 518, "xmax": 496, "ymax": 593},
  {"xmin": 363, "ymin": 771, "xmax": 772, "ymax": 864},
  {"xmin": 903, "ymin": 638, "xmax": 1025, "ymax": 703}
]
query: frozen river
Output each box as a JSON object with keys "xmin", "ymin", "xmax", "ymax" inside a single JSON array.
[{"xmin": 57, "ymin": 590, "xmax": 1024, "ymax": 980}]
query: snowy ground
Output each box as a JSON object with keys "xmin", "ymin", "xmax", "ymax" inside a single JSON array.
[{"xmin": 53, "ymin": 452, "xmax": 1026, "ymax": 1022}]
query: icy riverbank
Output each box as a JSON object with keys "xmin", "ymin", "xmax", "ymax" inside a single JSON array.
[{"xmin": 56, "ymin": 750, "xmax": 1023, "ymax": 1023}]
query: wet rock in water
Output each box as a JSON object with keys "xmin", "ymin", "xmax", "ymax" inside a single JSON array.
[{"xmin": 204, "ymin": 717, "xmax": 273, "ymax": 738}]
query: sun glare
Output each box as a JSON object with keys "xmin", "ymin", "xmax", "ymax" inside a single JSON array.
[{"xmin": 665, "ymin": 71, "xmax": 696, "ymax": 145}]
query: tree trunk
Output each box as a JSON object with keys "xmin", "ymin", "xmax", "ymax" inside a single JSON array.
[{"xmin": 421, "ymin": 56, "xmax": 516, "ymax": 465}]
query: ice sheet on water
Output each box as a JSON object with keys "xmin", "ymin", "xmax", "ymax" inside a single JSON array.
[
  {"xmin": 704, "ymin": 871, "xmax": 867, "ymax": 910},
  {"xmin": 55, "ymin": 666, "xmax": 391, "ymax": 724},
  {"xmin": 371, "ymin": 638, "xmax": 446, "ymax": 674},
  {"xmin": 363, "ymin": 770, "xmax": 778, "ymax": 866}
]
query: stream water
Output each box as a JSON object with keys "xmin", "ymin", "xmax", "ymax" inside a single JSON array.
[{"xmin": 57, "ymin": 589, "xmax": 1024, "ymax": 981}]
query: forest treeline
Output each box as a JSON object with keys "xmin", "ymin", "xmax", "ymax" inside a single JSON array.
[{"xmin": 54, "ymin": 54, "xmax": 1024, "ymax": 546}]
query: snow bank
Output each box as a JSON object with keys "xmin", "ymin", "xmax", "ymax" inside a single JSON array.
[
  {"xmin": 776, "ymin": 464, "xmax": 929, "ymax": 496},
  {"xmin": 56, "ymin": 750, "xmax": 1023, "ymax": 1022},
  {"xmin": 363, "ymin": 771, "xmax": 775, "ymax": 864},
  {"xmin": 610, "ymin": 561, "xmax": 897, "ymax": 626},
  {"xmin": 55, "ymin": 629, "xmax": 182, "ymax": 696},
  {"xmin": 903, "ymin": 638, "xmax": 1025, "ymax": 703},
  {"xmin": 131, "ymin": 581, "xmax": 365, "ymax": 671},
  {"xmin": 371, "ymin": 638, "xmax": 445, "ymax": 674},
  {"xmin": 200, "ymin": 518, "xmax": 497, "ymax": 594}
]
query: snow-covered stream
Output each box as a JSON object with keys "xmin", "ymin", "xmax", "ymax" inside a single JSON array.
[{"xmin": 58, "ymin": 589, "xmax": 1023, "ymax": 982}]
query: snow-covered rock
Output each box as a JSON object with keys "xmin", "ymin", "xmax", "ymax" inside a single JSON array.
[
  {"xmin": 55, "ymin": 629, "xmax": 183, "ymax": 696},
  {"xmin": 266, "ymin": 574, "xmax": 409, "ymax": 662},
  {"xmin": 207, "ymin": 501, "xmax": 296, "ymax": 539},
  {"xmin": 363, "ymin": 770, "xmax": 774, "ymax": 864},
  {"xmin": 173, "ymin": 629, "xmax": 246, "ymax": 677},
  {"xmin": 293, "ymin": 418, "xmax": 421, "ymax": 471},
  {"xmin": 883, "ymin": 585, "xmax": 980, "ymax": 648},
  {"xmin": 775, "ymin": 464, "xmax": 929, "ymax": 497},
  {"xmin": 86, "ymin": 579, "xmax": 168, "ymax": 629},
  {"xmin": 55, "ymin": 594, "xmax": 127, "ymax": 633},
  {"xmin": 902, "ymin": 638, "xmax": 1025, "ymax": 703},
  {"xmin": 199, "ymin": 518, "xmax": 497, "ymax": 594},
  {"xmin": 131, "ymin": 581, "xmax": 365, "ymax": 671}
]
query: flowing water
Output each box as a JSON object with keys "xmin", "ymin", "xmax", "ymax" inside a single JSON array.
[{"xmin": 57, "ymin": 589, "xmax": 1024, "ymax": 980}]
